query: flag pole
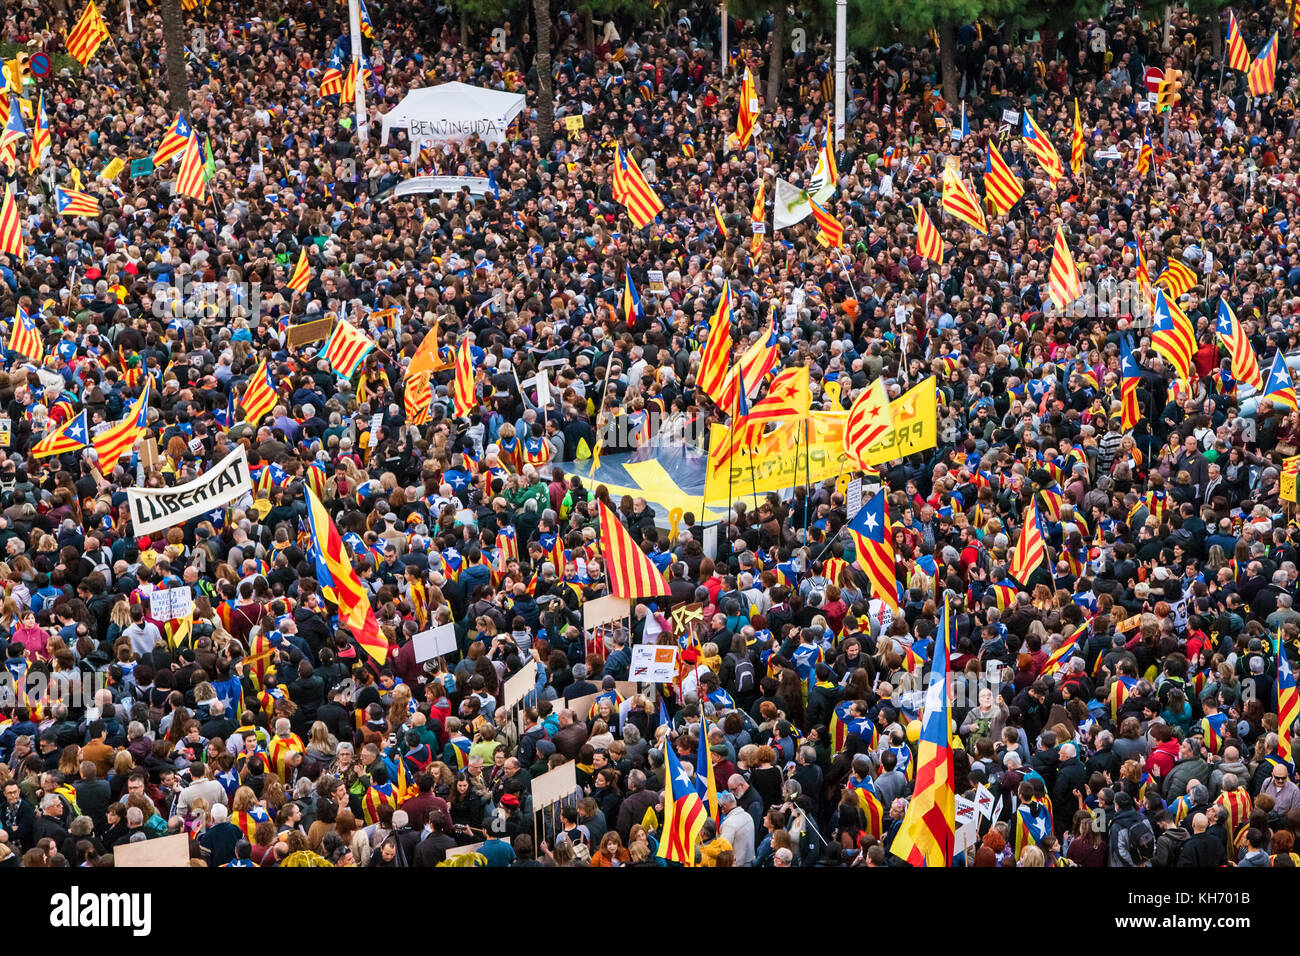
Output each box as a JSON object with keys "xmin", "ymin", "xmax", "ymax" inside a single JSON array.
[{"xmin": 347, "ymin": 0, "xmax": 369, "ymax": 146}]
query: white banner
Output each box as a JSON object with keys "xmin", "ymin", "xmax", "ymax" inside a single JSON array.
[
  {"xmin": 126, "ymin": 446, "xmax": 252, "ymax": 537},
  {"xmin": 149, "ymin": 586, "xmax": 193, "ymax": 622},
  {"xmin": 629, "ymin": 644, "xmax": 678, "ymax": 683}
]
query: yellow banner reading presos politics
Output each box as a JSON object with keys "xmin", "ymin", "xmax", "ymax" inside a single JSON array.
[
  {"xmin": 703, "ymin": 412, "xmax": 848, "ymax": 503},
  {"xmin": 859, "ymin": 377, "xmax": 938, "ymax": 466}
]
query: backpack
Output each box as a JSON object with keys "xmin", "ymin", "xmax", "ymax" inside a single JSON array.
[
  {"xmin": 733, "ymin": 658, "xmax": 755, "ymax": 696},
  {"xmin": 1118, "ymin": 817, "xmax": 1157, "ymax": 865},
  {"xmin": 974, "ymin": 545, "xmax": 992, "ymax": 576}
]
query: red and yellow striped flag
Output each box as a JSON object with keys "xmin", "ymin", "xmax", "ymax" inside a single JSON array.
[
  {"xmin": 92, "ymin": 382, "xmax": 151, "ymax": 465},
  {"xmin": 404, "ymin": 370, "xmax": 433, "ymax": 424},
  {"xmin": 696, "ymin": 281, "xmax": 733, "ymax": 406},
  {"xmin": 65, "ymin": 1, "xmax": 110, "ymax": 67},
  {"xmin": 0, "ymin": 183, "xmax": 25, "ymax": 259},
  {"xmin": 1226, "ymin": 10, "xmax": 1251, "ymax": 72},
  {"xmin": 1247, "ymin": 32, "xmax": 1278, "ymax": 96},
  {"xmin": 175, "ymin": 133, "xmax": 209, "ymax": 202},
  {"xmin": 807, "ymin": 196, "xmax": 843, "ymax": 248},
  {"xmin": 9, "ymin": 306, "xmax": 43, "ymax": 363},
  {"xmin": 239, "ymin": 358, "xmax": 278, "ymax": 426},
  {"xmin": 611, "ymin": 145, "xmax": 663, "ymax": 228},
  {"xmin": 1070, "ymin": 99, "xmax": 1085, "ymax": 175},
  {"xmin": 1047, "ymin": 227, "xmax": 1082, "ymax": 313},
  {"xmin": 736, "ymin": 66, "xmax": 759, "ymax": 149},
  {"xmin": 982, "ymin": 142, "xmax": 1023, "ymax": 216},
  {"xmin": 287, "ymin": 248, "xmax": 311, "ymax": 294},
  {"xmin": 323, "ymin": 320, "xmax": 376, "ymax": 379},
  {"xmin": 1009, "ymin": 504, "xmax": 1046, "ymax": 585},
  {"xmin": 453, "ymin": 336, "xmax": 475, "ymax": 417},
  {"xmin": 912, "ymin": 201, "xmax": 943, "ymax": 264},
  {"xmin": 598, "ymin": 499, "xmax": 670, "ymax": 598},
  {"xmin": 305, "ymin": 486, "xmax": 388, "ymax": 665},
  {"xmin": 842, "ymin": 379, "xmax": 893, "ymax": 469},
  {"xmin": 941, "ymin": 165, "xmax": 987, "ymax": 234}
]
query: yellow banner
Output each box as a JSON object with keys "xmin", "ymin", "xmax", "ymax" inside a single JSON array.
[
  {"xmin": 101, "ymin": 157, "xmax": 125, "ymax": 181},
  {"xmin": 704, "ymin": 412, "xmax": 848, "ymax": 502},
  {"xmin": 1283, "ymin": 455, "xmax": 1300, "ymax": 503},
  {"xmin": 859, "ymin": 377, "xmax": 939, "ymax": 465}
]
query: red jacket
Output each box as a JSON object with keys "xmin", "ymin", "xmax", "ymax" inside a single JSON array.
[{"xmin": 1148, "ymin": 739, "xmax": 1180, "ymax": 779}]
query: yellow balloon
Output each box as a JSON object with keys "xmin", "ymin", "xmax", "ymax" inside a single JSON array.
[{"xmin": 906, "ymin": 720, "xmax": 922, "ymax": 745}]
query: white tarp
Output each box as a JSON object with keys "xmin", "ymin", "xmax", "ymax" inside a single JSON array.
[
  {"xmin": 387, "ymin": 176, "xmax": 493, "ymax": 200},
  {"xmin": 380, "ymin": 82, "xmax": 526, "ymax": 152},
  {"xmin": 774, "ymin": 172, "xmax": 835, "ymax": 232}
]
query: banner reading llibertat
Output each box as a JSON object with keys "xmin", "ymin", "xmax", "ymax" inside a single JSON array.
[{"xmin": 126, "ymin": 445, "xmax": 252, "ymax": 536}]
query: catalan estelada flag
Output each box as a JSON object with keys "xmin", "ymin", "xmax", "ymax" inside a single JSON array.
[
  {"xmin": 305, "ymin": 486, "xmax": 387, "ymax": 664},
  {"xmin": 0, "ymin": 183, "xmax": 24, "ymax": 259},
  {"xmin": 1120, "ymin": 336, "xmax": 1142, "ymax": 431},
  {"xmin": 1135, "ymin": 126, "xmax": 1154, "ymax": 176},
  {"xmin": 1047, "ymin": 227, "xmax": 1082, "ymax": 312},
  {"xmin": 697, "ymin": 280, "xmax": 734, "ymax": 406},
  {"xmin": 913, "ymin": 201, "xmax": 943, "ymax": 264},
  {"xmin": 32, "ymin": 409, "xmax": 89, "ymax": 459},
  {"xmin": 92, "ymin": 382, "xmax": 151, "ymax": 465},
  {"xmin": 941, "ymin": 165, "xmax": 987, "ymax": 234},
  {"xmin": 1226, "ymin": 10, "xmax": 1251, "ymax": 72},
  {"xmin": 1216, "ymin": 300, "xmax": 1263, "ymax": 390},
  {"xmin": 1277, "ymin": 638, "xmax": 1298, "ymax": 766},
  {"xmin": 152, "ymin": 112, "xmax": 192, "ymax": 165},
  {"xmin": 843, "ymin": 379, "xmax": 893, "ymax": 468},
  {"xmin": 598, "ymin": 498, "xmax": 670, "ymax": 599},
  {"xmin": 1009, "ymin": 503, "xmax": 1046, "ymax": 586},
  {"xmin": 1247, "ymin": 32, "xmax": 1278, "ymax": 96},
  {"xmin": 1261, "ymin": 350, "xmax": 1298, "ymax": 411},
  {"xmin": 65, "ymin": 0, "xmax": 110, "ymax": 67},
  {"xmin": 983, "ymin": 142, "xmax": 1022, "ymax": 215},
  {"xmin": 175, "ymin": 133, "xmax": 209, "ymax": 202},
  {"xmin": 453, "ymin": 335, "xmax": 475, "ymax": 417},
  {"xmin": 28, "ymin": 93, "xmax": 50, "ymax": 175},
  {"xmin": 891, "ymin": 596, "xmax": 955, "ymax": 867},
  {"xmin": 323, "ymin": 320, "xmax": 376, "ymax": 380},
  {"xmin": 807, "ymin": 196, "xmax": 843, "ymax": 247},
  {"xmin": 1021, "ymin": 109, "xmax": 1063, "ymax": 181},
  {"xmin": 736, "ymin": 65, "xmax": 759, "ymax": 150},
  {"xmin": 847, "ymin": 488, "xmax": 900, "ymax": 615},
  {"xmin": 658, "ymin": 741, "xmax": 706, "ymax": 864},
  {"xmin": 695, "ymin": 718, "xmax": 719, "ymax": 823},
  {"xmin": 1152, "ymin": 288, "xmax": 1195, "ymax": 383},
  {"xmin": 239, "ymin": 358, "xmax": 278, "ymax": 426},
  {"xmin": 622, "ymin": 267, "xmax": 644, "ymax": 325},
  {"xmin": 1040, "ymin": 621, "xmax": 1088, "ymax": 676},
  {"xmin": 8, "ymin": 305, "xmax": 43, "ymax": 362},
  {"xmin": 611, "ymin": 145, "xmax": 663, "ymax": 228},
  {"xmin": 287, "ymin": 248, "xmax": 311, "ymax": 294},
  {"xmin": 55, "ymin": 186, "xmax": 100, "ymax": 218}
]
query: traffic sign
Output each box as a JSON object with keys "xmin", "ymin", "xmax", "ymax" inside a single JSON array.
[
  {"xmin": 29, "ymin": 53, "xmax": 50, "ymax": 78},
  {"xmin": 1144, "ymin": 66, "xmax": 1164, "ymax": 94}
]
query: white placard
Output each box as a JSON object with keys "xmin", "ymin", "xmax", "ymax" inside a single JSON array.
[
  {"xmin": 412, "ymin": 622, "xmax": 459, "ymax": 663},
  {"xmin": 974, "ymin": 783, "xmax": 995, "ymax": 820},
  {"xmin": 367, "ymin": 412, "xmax": 383, "ymax": 448},
  {"xmin": 531, "ymin": 760, "xmax": 578, "ymax": 809},
  {"xmin": 188, "ymin": 437, "xmax": 204, "ymax": 455},
  {"xmin": 149, "ymin": 586, "xmax": 194, "ymax": 622},
  {"xmin": 647, "ymin": 269, "xmax": 667, "ymax": 294},
  {"xmin": 1001, "ymin": 109, "xmax": 1020, "ymax": 125},
  {"xmin": 0, "ymin": 419, "xmax": 10, "ymax": 447},
  {"xmin": 629, "ymin": 644, "xmax": 678, "ymax": 683},
  {"xmin": 502, "ymin": 659, "xmax": 538, "ymax": 709},
  {"xmin": 126, "ymin": 445, "xmax": 253, "ymax": 537},
  {"xmin": 703, "ymin": 524, "xmax": 718, "ymax": 560},
  {"xmin": 846, "ymin": 477, "xmax": 863, "ymax": 520}
]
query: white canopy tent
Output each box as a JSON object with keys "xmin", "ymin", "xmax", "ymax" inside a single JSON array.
[{"xmin": 380, "ymin": 82, "xmax": 526, "ymax": 153}]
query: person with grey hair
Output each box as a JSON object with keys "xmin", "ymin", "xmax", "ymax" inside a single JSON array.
[
  {"xmin": 717, "ymin": 790, "xmax": 755, "ymax": 866},
  {"xmin": 33, "ymin": 794, "xmax": 70, "ymax": 848}
]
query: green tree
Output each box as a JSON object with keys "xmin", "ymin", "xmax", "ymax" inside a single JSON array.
[
  {"xmin": 1139, "ymin": 0, "xmax": 1230, "ymax": 58},
  {"xmin": 726, "ymin": 1, "xmax": 832, "ymax": 105},
  {"xmin": 849, "ymin": 0, "xmax": 1015, "ymax": 104},
  {"xmin": 161, "ymin": 1, "xmax": 188, "ymax": 113},
  {"xmin": 1009, "ymin": 0, "xmax": 1108, "ymax": 45}
]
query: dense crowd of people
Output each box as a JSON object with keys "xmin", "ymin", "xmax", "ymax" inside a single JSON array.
[{"xmin": 0, "ymin": 0, "xmax": 1298, "ymax": 868}]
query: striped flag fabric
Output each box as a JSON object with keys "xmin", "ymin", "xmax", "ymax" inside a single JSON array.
[
  {"xmin": 1009, "ymin": 504, "xmax": 1046, "ymax": 585},
  {"xmin": 696, "ymin": 281, "xmax": 734, "ymax": 406},
  {"xmin": 65, "ymin": 0, "xmax": 110, "ymax": 67},
  {"xmin": 175, "ymin": 133, "xmax": 209, "ymax": 202},
  {"xmin": 1261, "ymin": 350, "xmax": 1298, "ymax": 411},
  {"xmin": 0, "ymin": 183, "xmax": 24, "ymax": 259},
  {"xmin": 842, "ymin": 379, "xmax": 893, "ymax": 469},
  {"xmin": 1152, "ymin": 288, "xmax": 1195, "ymax": 382},
  {"xmin": 736, "ymin": 65, "xmax": 759, "ymax": 150},
  {"xmin": 622, "ymin": 267, "xmax": 644, "ymax": 325},
  {"xmin": 1216, "ymin": 301, "xmax": 1263, "ymax": 390},
  {"xmin": 1047, "ymin": 227, "xmax": 1082, "ymax": 313},
  {"xmin": 305, "ymin": 486, "xmax": 388, "ymax": 665},
  {"xmin": 913, "ymin": 201, "xmax": 944, "ymax": 264},
  {"xmin": 152, "ymin": 112, "xmax": 193, "ymax": 165},
  {"xmin": 1070, "ymin": 99, "xmax": 1085, "ymax": 175},
  {"xmin": 598, "ymin": 498, "xmax": 670, "ymax": 599},
  {"xmin": 941, "ymin": 165, "xmax": 987, "ymax": 234},
  {"xmin": 1156, "ymin": 259, "xmax": 1197, "ymax": 298},
  {"xmin": 239, "ymin": 358, "xmax": 278, "ymax": 426},
  {"xmin": 1041, "ymin": 622, "xmax": 1089, "ymax": 676},
  {"xmin": 287, "ymin": 248, "xmax": 311, "ymax": 294},
  {"xmin": 323, "ymin": 320, "xmax": 376, "ymax": 380},
  {"xmin": 404, "ymin": 369, "xmax": 433, "ymax": 424},
  {"xmin": 1021, "ymin": 110, "xmax": 1064, "ymax": 181},
  {"xmin": 1135, "ymin": 126, "xmax": 1154, "ymax": 176},
  {"xmin": 453, "ymin": 336, "xmax": 475, "ymax": 417},
  {"xmin": 890, "ymin": 596, "xmax": 955, "ymax": 867},
  {"xmin": 92, "ymin": 382, "xmax": 151, "ymax": 464},
  {"xmin": 847, "ymin": 489, "xmax": 900, "ymax": 614},
  {"xmin": 1247, "ymin": 32, "xmax": 1278, "ymax": 96},
  {"xmin": 33, "ymin": 409, "xmax": 90, "ymax": 459},
  {"xmin": 807, "ymin": 196, "xmax": 843, "ymax": 247},
  {"xmin": 718, "ymin": 306, "xmax": 779, "ymax": 410},
  {"xmin": 8, "ymin": 305, "xmax": 43, "ymax": 362},
  {"xmin": 710, "ymin": 197, "xmax": 728, "ymax": 238},
  {"xmin": 1277, "ymin": 638, "xmax": 1299, "ymax": 766},
  {"xmin": 983, "ymin": 142, "xmax": 1023, "ymax": 216},
  {"xmin": 657, "ymin": 741, "xmax": 706, "ymax": 864},
  {"xmin": 611, "ymin": 145, "xmax": 663, "ymax": 228},
  {"xmin": 1120, "ymin": 336, "xmax": 1142, "ymax": 431},
  {"xmin": 55, "ymin": 186, "xmax": 101, "ymax": 218},
  {"xmin": 1227, "ymin": 10, "xmax": 1251, "ymax": 72}
]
